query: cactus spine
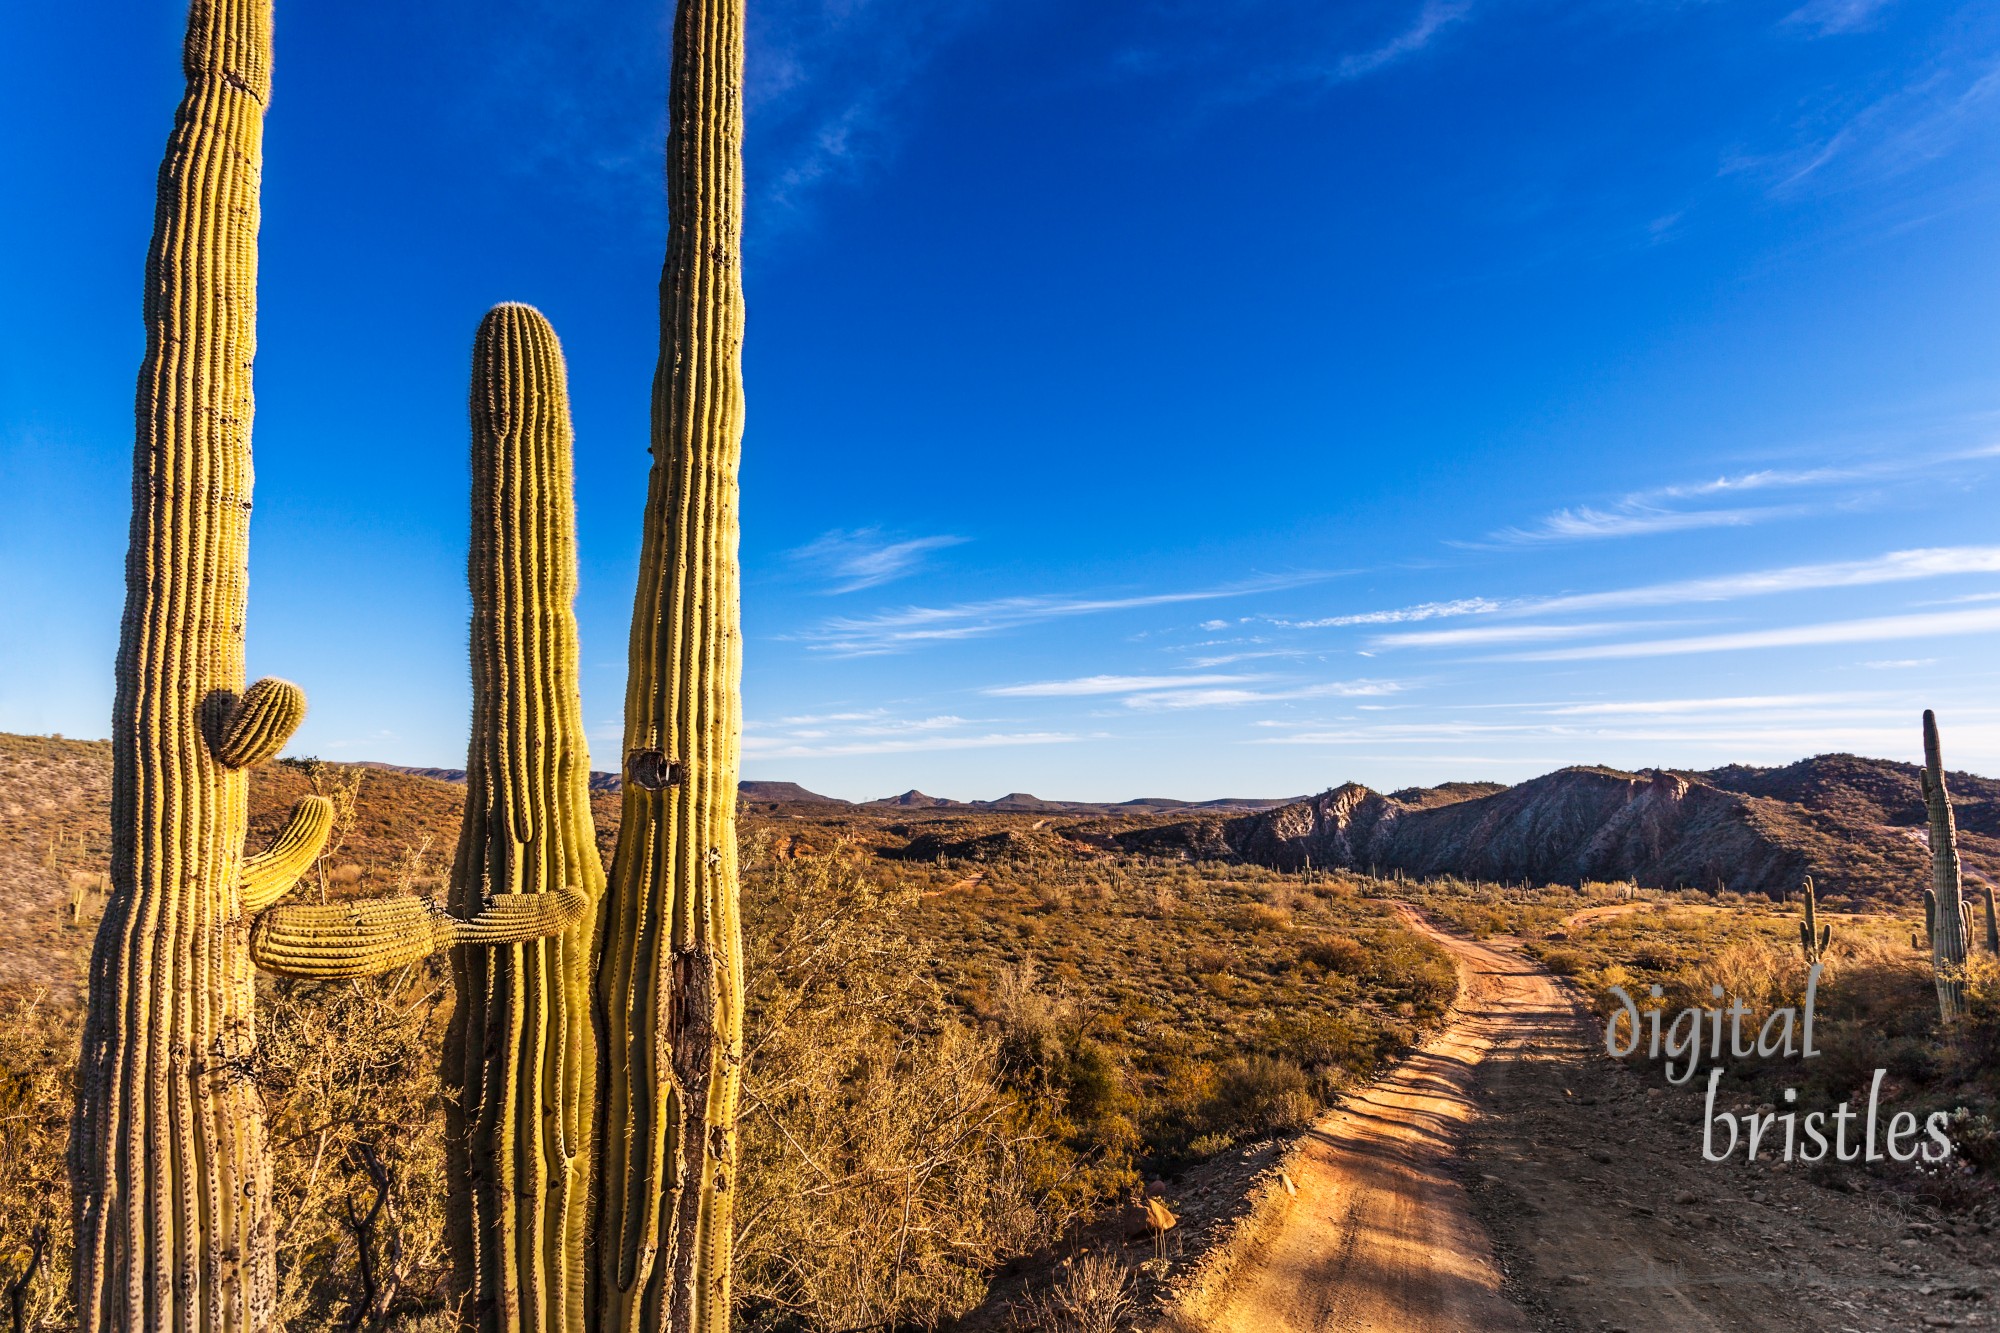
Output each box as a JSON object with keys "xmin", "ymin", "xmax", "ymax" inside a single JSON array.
[
  {"xmin": 589, "ymin": 0, "xmax": 747, "ymax": 1327},
  {"xmin": 445, "ymin": 304, "xmax": 605, "ymax": 1331},
  {"xmin": 1922, "ymin": 709, "xmax": 1971, "ymax": 1021},
  {"xmin": 1797, "ymin": 876, "xmax": 1831, "ymax": 965},
  {"xmin": 69, "ymin": 2, "xmax": 327, "ymax": 1325}
]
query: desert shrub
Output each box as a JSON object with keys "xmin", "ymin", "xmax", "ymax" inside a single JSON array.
[
  {"xmin": 1227, "ymin": 902, "xmax": 1291, "ymax": 932},
  {"xmin": 1204, "ymin": 1055, "xmax": 1315, "ymax": 1138},
  {"xmin": 1300, "ymin": 932, "xmax": 1369, "ymax": 976},
  {"xmin": 0, "ymin": 991, "xmax": 77, "ymax": 1332},
  {"xmin": 1186, "ymin": 944, "xmax": 1232, "ymax": 977},
  {"xmin": 990, "ymin": 955, "xmax": 1078, "ymax": 1072},
  {"xmin": 735, "ymin": 853, "xmax": 1070, "ymax": 1332},
  {"xmin": 259, "ymin": 967, "xmax": 454, "ymax": 1329},
  {"xmin": 1948, "ymin": 1110, "xmax": 2000, "ymax": 1174},
  {"xmin": 1267, "ymin": 1010, "xmax": 1384, "ymax": 1096},
  {"xmin": 1009, "ymin": 1250, "xmax": 1135, "ymax": 1333},
  {"xmin": 1537, "ymin": 946, "xmax": 1588, "ymax": 976},
  {"xmin": 1369, "ymin": 932, "xmax": 1458, "ymax": 1019}
]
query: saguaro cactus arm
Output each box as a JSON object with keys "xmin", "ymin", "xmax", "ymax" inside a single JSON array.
[
  {"xmin": 212, "ymin": 675, "xmax": 308, "ymax": 768},
  {"xmin": 250, "ymin": 890, "xmax": 587, "ymax": 979},
  {"xmin": 241, "ymin": 795, "xmax": 336, "ymax": 912}
]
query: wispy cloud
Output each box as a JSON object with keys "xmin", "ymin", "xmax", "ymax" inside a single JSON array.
[
  {"xmin": 1505, "ymin": 605, "xmax": 2000, "ymax": 662},
  {"xmin": 1783, "ymin": 0, "xmax": 1897, "ymax": 38},
  {"xmin": 1371, "ymin": 620, "xmax": 1679, "ymax": 650},
  {"xmin": 1121, "ymin": 680, "xmax": 1403, "ymax": 711},
  {"xmin": 788, "ymin": 527, "xmax": 966, "ymax": 593},
  {"xmin": 749, "ymin": 0, "xmax": 990, "ymax": 215},
  {"xmin": 986, "ymin": 674, "xmax": 1264, "ymax": 698},
  {"xmin": 743, "ymin": 730, "xmax": 1077, "ymax": 760},
  {"xmin": 1326, "ymin": 0, "xmax": 1473, "ymax": 82},
  {"xmin": 1272, "ymin": 598, "xmax": 1503, "ymax": 629},
  {"xmin": 1493, "ymin": 499, "xmax": 1801, "ymax": 544},
  {"xmin": 742, "ymin": 707, "xmax": 1075, "ymax": 758},
  {"xmin": 1727, "ymin": 34, "xmax": 2000, "ymax": 198},
  {"xmin": 1254, "ymin": 546, "xmax": 2000, "ymax": 640},
  {"xmin": 1484, "ymin": 446, "xmax": 2000, "ymax": 546},
  {"xmin": 1541, "ymin": 693, "xmax": 1881, "ymax": 716},
  {"xmin": 799, "ymin": 570, "xmax": 1339, "ymax": 656},
  {"xmin": 1521, "ymin": 546, "xmax": 2000, "ymax": 616},
  {"xmin": 985, "ymin": 672, "xmax": 1400, "ymax": 710}
]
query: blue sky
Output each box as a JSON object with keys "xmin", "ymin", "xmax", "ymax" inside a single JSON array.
[{"xmin": 4, "ymin": 0, "xmax": 2000, "ymax": 801}]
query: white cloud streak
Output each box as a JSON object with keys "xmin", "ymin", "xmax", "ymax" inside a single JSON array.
[
  {"xmin": 1273, "ymin": 598, "xmax": 1503, "ymax": 629},
  {"xmin": 986, "ymin": 674, "xmax": 1263, "ymax": 698},
  {"xmin": 1485, "ymin": 447, "xmax": 2000, "ymax": 546},
  {"xmin": 742, "ymin": 730, "xmax": 1077, "ymax": 759},
  {"xmin": 1329, "ymin": 0, "xmax": 1473, "ymax": 81},
  {"xmin": 1371, "ymin": 620, "xmax": 1673, "ymax": 650},
  {"xmin": 1504, "ymin": 605, "xmax": 2000, "ymax": 662},
  {"xmin": 1258, "ymin": 546, "xmax": 2000, "ymax": 643},
  {"xmin": 1523, "ymin": 546, "xmax": 2000, "ymax": 616},
  {"xmin": 800, "ymin": 571, "xmax": 1339, "ymax": 656},
  {"xmin": 789, "ymin": 527, "xmax": 966, "ymax": 593},
  {"xmin": 1121, "ymin": 679, "xmax": 1403, "ymax": 711}
]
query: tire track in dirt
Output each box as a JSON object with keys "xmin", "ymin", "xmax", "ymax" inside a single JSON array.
[{"xmin": 1166, "ymin": 904, "xmax": 2000, "ymax": 1332}]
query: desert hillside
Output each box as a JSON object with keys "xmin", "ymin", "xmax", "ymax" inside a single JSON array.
[
  {"xmin": 8, "ymin": 735, "xmax": 1975, "ymax": 997},
  {"xmin": 1117, "ymin": 756, "xmax": 2000, "ymax": 901}
]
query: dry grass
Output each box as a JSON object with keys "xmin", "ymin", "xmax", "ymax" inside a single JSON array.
[{"xmin": 734, "ymin": 848, "xmax": 1065, "ymax": 1331}]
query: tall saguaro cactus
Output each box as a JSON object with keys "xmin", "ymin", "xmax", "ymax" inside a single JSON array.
[
  {"xmin": 1922, "ymin": 709, "xmax": 1971, "ymax": 1021},
  {"xmin": 446, "ymin": 305, "xmax": 605, "ymax": 1331},
  {"xmin": 589, "ymin": 0, "xmax": 747, "ymax": 1328},
  {"xmin": 70, "ymin": 2, "xmax": 326, "ymax": 1326},
  {"xmin": 1797, "ymin": 876, "xmax": 1831, "ymax": 965}
]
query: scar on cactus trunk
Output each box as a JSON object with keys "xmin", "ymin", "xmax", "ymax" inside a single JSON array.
[
  {"xmin": 589, "ymin": 0, "xmax": 748, "ymax": 1328},
  {"xmin": 445, "ymin": 304, "xmax": 604, "ymax": 1332},
  {"xmin": 1921, "ymin": 709, "xmax": 1973, "ymax": 1022}
]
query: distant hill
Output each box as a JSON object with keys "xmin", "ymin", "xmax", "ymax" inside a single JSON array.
[
  {"xmin": 865, "ymin": 790, "xmax": 1302, "ymax": 815},
  {"xmin": 740, "ymin": 781, "xmax": 846, "ymax": 805},
  {"xmin": 866, "ymin": 790, "xmax": 955, "ymax": 808},
  {"xmin": 361, "ymin": 761, "xmax": 622, "ymax": 794},
  {"xmin": 1118, "ymin": 756, "xmax": 1998, "ymax": 902},
  {"xmin": 6, "ymin": 734, "xmax": 1983, "ymax": 971}
]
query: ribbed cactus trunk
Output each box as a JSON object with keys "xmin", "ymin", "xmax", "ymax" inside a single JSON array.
[
  {"xmin": 70, "ymin": 2, "xmax": 299, "ymax": 1327},
  {"xmin": 1922, "ymin": 709, "xmax": 1970, "ymax": 1022},
  {"xmin": 588, "ymin": 0, "xmax": 746, "ymax": 1328},
  {"xmin": 447, "ymin": 305, "xmax": 605, "ymax": 1332}
]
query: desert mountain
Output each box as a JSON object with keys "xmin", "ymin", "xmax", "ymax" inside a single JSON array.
[
  {"xmin": 738, "ymin": 780, "xmax": 845, "ymax": 805},
  {"xmin": 867, "ymin": 789, "xmax": 952, "ymax": 808},
  {"xmin": 1116, "ymin": 755, "xmax": 2000, "ymax": 902}
]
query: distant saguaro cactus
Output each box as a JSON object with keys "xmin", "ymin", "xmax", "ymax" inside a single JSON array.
[
  {"xmin": 589, "ymin": 0, "xmax": 748, "ymax": 1327},
  {"xmin": 444, "ymin": 304, "xmax": 605, "ymax": 1332},
  {"xmin": 1922, "ymin": 710, "xmax": 1972, "ymax": 1021},
  {"xmin": 1797, "ymin": 876, "xmax": 1831, "ymax": 966},
  {"xmin": 67, "ymin": 2, "xmax": 325, "ymax": 1324}
]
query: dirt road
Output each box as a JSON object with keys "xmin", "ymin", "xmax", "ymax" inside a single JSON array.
[
  {"xmin": 1170, "ymin": 907, "xmax": 1532, "ymax": 1332},
  {"xmin": 1171, "ymin": 907, "xmax": 1998, "ymax": 1333}
]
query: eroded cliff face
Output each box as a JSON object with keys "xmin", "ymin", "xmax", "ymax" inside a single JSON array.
[
  {"xmin": 1174, "ymin": 766, "xmax": 1820, "ymax": 897},
  {"xmin": 1229, "ymin": 783, "xmax": 1401, "ymax": 872}
]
